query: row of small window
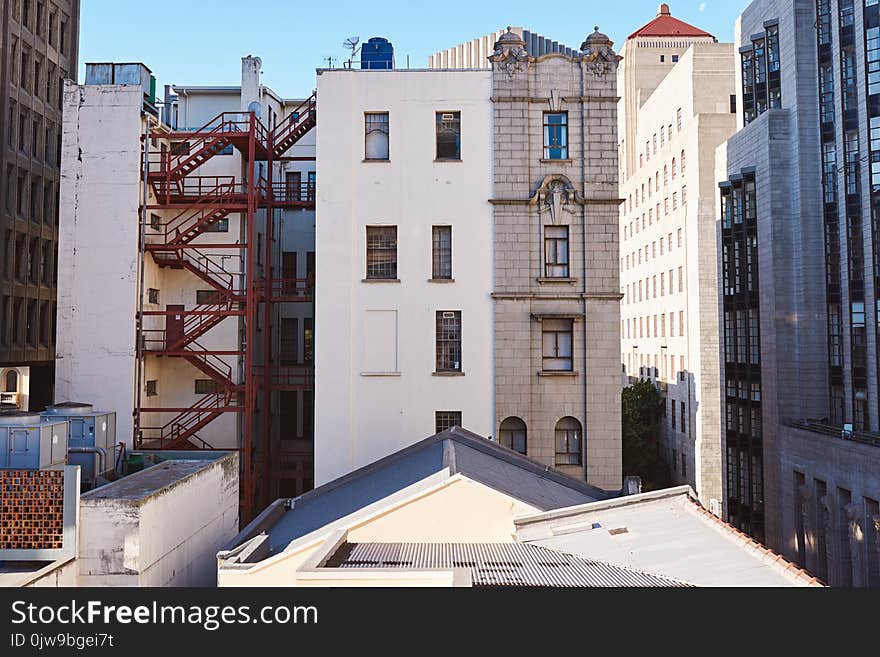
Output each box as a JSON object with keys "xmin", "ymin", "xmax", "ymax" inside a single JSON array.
[
  {"xmin": 6, "ymin": 103, "xmax": 61, "ymax": 165},
  {"xmin": 625, "ymin": 190, "xmax": 686, "ymax": 236},
  {"xmin": 362, "ymin": 111, "xmax": 570, "ymax": 161},
  {"xmin": 0, "ymin": 296, "xmax": 54, "ymax": 349},
  {"xmin": 725, "ymin": 400, "xmax": 763, "ymax": 441},
  {"xmin": 10, "ymin": 0, "xmax": 71, "ymax": 56},
  {"xmin": 622, "ymin": 231, "xmax": 684, "ymax": 269},
  {"xmin": 366, "ymin": 225, "xmax": 571, "ymax": 281},
  {"xmin": 495, "ymin": 416, "xmax": 584, "ymax": 466},
  {"xmin": 628, "ymin": 154, "xmax": 687, "ymax": 213},
  {"xmin": 624, "ymin": 267, "xmax": 684, "ymax": 303},
  {"xmin": 7, "ymin": 38, "xmax": 68, "ymax": 109},
  {"xmin": 632, "ymin": 108, "xmax": 684, "ymax": 171},
  {"xmin": 2, "ymin": 231, "xmax": 56, "ymax": 286},
  {"xmin": 624, "ymin": 353, "xmax": 687, "ymax": 383},
  {"xmin": 722, "ymin": 309, "xmax": 761, "ymax": 366},
  {"xmin": 623, "ymin": 311, "xmax": 685, "ymax": 340},
  {"xmin": 623, "ymin": 188, "xmax": 687, "ymax": 239},
  {"xmin": 3, "ymin": 167, "xmax": 58, "ymax": 224}
]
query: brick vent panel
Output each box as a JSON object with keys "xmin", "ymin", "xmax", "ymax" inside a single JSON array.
[{"xmin": 0, "ymin": 470, "xmax": 65, "ymax": 550}]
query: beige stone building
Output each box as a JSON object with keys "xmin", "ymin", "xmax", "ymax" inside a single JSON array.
[
  {"xmin": 617, "ymin": 6, "xmax": 736, "ymax": 509},
  {"xmin": 490, "ymin": 29, "xmax": 622, "ymax": 489}
]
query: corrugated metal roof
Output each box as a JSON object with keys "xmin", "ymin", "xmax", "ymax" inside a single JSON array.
[{"xmin": 325, "ymin": 542, "xmax": 688, "ymax": 587}]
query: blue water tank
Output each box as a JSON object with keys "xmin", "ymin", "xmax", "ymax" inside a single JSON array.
[{"xmin": 361, "ymin": 37, "xmax": 394, "ymax": 70}]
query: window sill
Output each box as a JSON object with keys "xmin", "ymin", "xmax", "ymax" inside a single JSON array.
[
  {"xmin": 433, "ymin": 371, "xmax": 465, "ymax": 377},
  {"xmin": 361, "ymin": 278, "xmax": 401, "ymax": 284},
  {"xmin": 362, "ymin": 159, "xmax": 391, "ymax": 163},
  {"xmin": 538, "ymin": 371, "xmax": 579, "ymax": 378},
  {"xmin": 361, "ymin": 372, "xmax": 402, "ymax": 377},
  {"xmin": 540, "ymin": 158, "xmax": 572, "ymax": 164},
  {"xmin": 428, "ymin": 278, "xmax": 455, "ymax": 284},
  {"xmin": 434, "ymin": 158, "xmax": 462, "ymax": 163},
  {"xmin": 536, "ymin": 277, "xmax": 577, "ymax": 285}
]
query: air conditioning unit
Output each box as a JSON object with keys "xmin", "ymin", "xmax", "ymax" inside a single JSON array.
[
  {"xmin": 442, "ymin": 312, "xmax": 456, "ymax": 319},
  {"xmin": 441, "ymin": 113, "xmax": 457, "ymax": 122},
  {"xmin": 0, "ymin": 391, "xmax": 20, "ymax": 409}
]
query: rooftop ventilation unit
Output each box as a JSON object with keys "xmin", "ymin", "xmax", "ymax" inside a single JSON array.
[
  {"xmin": 42, "ymin": 402, "xmax": 117, "ymax": 487},
  {"xmin": 0, "ymin": 411, "xmax": 69, "ymax": 470}
]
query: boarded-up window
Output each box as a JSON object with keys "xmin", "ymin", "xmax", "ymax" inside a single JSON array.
[{"xmin": 362, "ymin": 310, "xmax": 397, "ymax": 373}]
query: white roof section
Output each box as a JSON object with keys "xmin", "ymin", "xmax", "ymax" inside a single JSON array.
[{"xmin": 515, "ymin": 487, "xmax": 823, "ymax": 587}]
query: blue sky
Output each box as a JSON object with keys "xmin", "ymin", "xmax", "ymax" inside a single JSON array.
[{"xmin": 79, "ymin": 0, "xmax": 751, "ymax": 95}]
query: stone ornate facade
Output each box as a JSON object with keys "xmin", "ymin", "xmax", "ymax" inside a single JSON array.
[{"xmin": 490, "ymin": 28, "xmax": 622, "ymax": 489}]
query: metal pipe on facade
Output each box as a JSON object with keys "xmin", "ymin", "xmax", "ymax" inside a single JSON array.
[
  {"xmin": 135, "ymin": 114, "xmax": 152, "ymax": 447},
  {"xmin": 580, "ymin": 55, "xmax": 589, "ymax": 480}
]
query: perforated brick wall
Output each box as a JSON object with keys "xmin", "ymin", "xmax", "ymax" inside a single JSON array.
[{"xmin": 0, "ymin": 470, "xmax": 66, "ymax": 550}]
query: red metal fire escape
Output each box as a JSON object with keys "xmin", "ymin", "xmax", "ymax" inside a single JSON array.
[{"xmin": 137, "ymin": 96, "xmax": 317, "ymax": 519}]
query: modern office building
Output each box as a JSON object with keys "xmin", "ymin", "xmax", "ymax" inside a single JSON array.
[
  {"xmin": 316, "ymin": 27, "xmax": 623, "ymax": 490},
  {"xmin": 715, "ymin": 0, "xmax": 880, "ymax": 587},
  {"xmin": 0, "ymin": 0, "xmax": 80, "ymax": 411},
  {"xmin": 618, "ymin": 5, "xmax": 736, "ymax": 508}
]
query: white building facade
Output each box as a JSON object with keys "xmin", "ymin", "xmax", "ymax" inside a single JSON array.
[{"xmin": 315, "ymin": 68, "xmax": 495, "ymax": 485}]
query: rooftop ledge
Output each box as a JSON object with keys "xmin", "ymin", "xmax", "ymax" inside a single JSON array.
[{"xmin": 786, "ymin": 418, "xmax": 880, "ymax": 448}]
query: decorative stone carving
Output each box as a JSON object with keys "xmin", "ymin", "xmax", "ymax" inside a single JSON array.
[
  {"xmin": 491, "ymin": 27, "xmax": 529, "ymax": 78},
  {"xmin": 580, "ymin": 26, "xmax": 620, "ymax": 77},
  {"xmin": 530, "ymin": 175, "xmax": 585, "ymax": 224}
]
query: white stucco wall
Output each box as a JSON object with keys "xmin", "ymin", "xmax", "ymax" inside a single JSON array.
[
  {"xmin": 56, "ymin": 84, "xmax": 143, "ymax": 441},
  {"xmin": 54, "ymin": 454, "xmax": 239, "ymax": 587},
  {"xmin": 315, "ymin": 69, "xmax": 494, "ymax": 485}
]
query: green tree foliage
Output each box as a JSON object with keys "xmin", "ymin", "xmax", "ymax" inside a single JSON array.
[{"xmin": 621, "ymin": 380, "xmax": 669, "ymax": 491}]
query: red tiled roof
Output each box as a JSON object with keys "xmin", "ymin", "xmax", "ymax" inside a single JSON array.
[{"xmin": 628, "ymin": 3, "xmax": 715, "ymax": 40}]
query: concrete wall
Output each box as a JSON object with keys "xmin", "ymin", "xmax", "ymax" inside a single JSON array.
[
  {"xmin": 42, "ymin": 454, "xmax": 240, "ymax": 587},
  {"xmin": 56, "ymin": 84, "xmax": 143, "ymax": 442},
  {"xmin": 314, "ymin": 69, "xmax": 494, "ymax": 485}
]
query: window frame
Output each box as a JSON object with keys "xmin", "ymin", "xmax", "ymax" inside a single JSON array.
[
  {"xmin": 435, "ymin": 111, "xmax": 461, "ymax": 161},
  {"xmin": 364, "ymin": 111, "xmax": 390, "ymax": 161},
  {"xmin": 435, "ymin": 310, "xmax": 462, "ymax": 373},
  {"xmin": 542, "ymin": 318, "xmax": 574, "ymax": 372},
  {"xmin": 544, "ymin": 225, "xmax": 570, "ymax": 278},
  {"xmin": 543, "ymin": 112, "xmax": 569, "ymax": 160},
  {"xmin": 365, "ymin": 225, "xmax": 398, "ymax": 280}
]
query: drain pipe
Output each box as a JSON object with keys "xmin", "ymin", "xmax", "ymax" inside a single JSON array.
[
  {"xmin": 580, "ymin": 56, "xmax": 589, "ymax": 481},
  {"xmin": 69, "ymin": 447, "xmax": 110, "ymax": 487}
]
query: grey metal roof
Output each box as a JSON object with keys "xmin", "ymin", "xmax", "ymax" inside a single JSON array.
[
  {"xmin": 325, "ymin": 542, "xmax": 688, "ymax": 588},
  {"xmin": 256, "ymin": 427, "xmax": 613, "ymax": 554},
  {"xmin": 515, "ymin": 487, "xmax": 823, "ymax": 587}
]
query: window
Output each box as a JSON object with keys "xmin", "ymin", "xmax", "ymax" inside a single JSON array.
[
  {"xmin": 555, "ymin": 417, "xmax": 582, "ymax": 466},
  {"xmin": 542, "ymin": 319, "xmax": 573, "ymax": 371},
  {"xmin": 499, "ymin": 417, "xmax": 527, "ymax": 455},
  {"xmin": 280, "ymin": 391, "xmax": 299, "ymax": 440},
  {"xmin": 544, "ymin": 225, "xmax": 569, "ymax": 277},
  {"xmin": 436, "ymin": 311, "xmax": 462, "ymax": 372},
  {"xmin": 543, "ymin": 112, "xmax": 568, "ymax": 159},
  {"xmin": 146, "ymin": 380, "xmax": 158, "ymax": 397},
  {"xmin": 660, "ymin": 55, "xmax": 665, "ymax": 63},
  {"xmin": 366, "ymin": 226, "xmax": 397, "ymax": 279},
  {"xmin": 204, "ymin": 217, "xmax": 229, "ymax": 232},
  {"xmin": 436, "ymin": 411, "xmax": 462, "ymax": 433},
  {"xmin": 194, "ymin": 379, "xmax": 218, "ymax": 394},
  {"xmin": 196, "ymin": 290, "xmax": 219, "ymax": 305},
  {"xmin": 676, "ymin": 108, "xmax": 682, "ymax": 131},
  {"xmin": 281, "ymin": 318, "xmax": 298, "ymax": 365},
  {"xmin": 680, "ymin": 401, "xmax": 687, "ymax": 433},
  {"xmin": 672, "ymin": 54, "xmax": 680, "ymax": 63},
  {"xmin": 435, "ymin": 111, "xmax": 461, "ymax": 160},
  {"xmin": 432, "ymin": 226, "xmax": 452, "ymax": 279},
  {"xmin": 304, "ymin": 319, "xmax": 313, "ymax": 363},
  {"xmin": 5, "ymin": 369, "xmax": 19, "ymax": 392},
  {"xmin": 678, "ymin": 266, "xmax": 683, "ymax": 291},
  {"xmin": 364, "ymin": 112, "xmax": 389, "ymax": 160},
  {"xmin": 147, "ymin": 288, "xmax": 159, "ymax": 305}
]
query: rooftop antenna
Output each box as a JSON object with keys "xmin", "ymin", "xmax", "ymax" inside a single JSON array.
[
  {"xmin": 343, "ymin": 36, "xmax": 360, "ymax": 69},
  {"xmin": 325, "ymin": 55, "xmax": 336, "ymax": 68}
]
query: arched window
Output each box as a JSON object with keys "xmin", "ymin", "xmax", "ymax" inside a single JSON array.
[
  {"xmin": 4, "ymin": 369, "xmax": 18, "ymax": 392},
  {"xmin": 681, "ymin": 149, "xmax": 686, "ymax": 174},
  {"xmin": 555, "ymin": 417, "xmax": 582, "ymax": 466},
  {"xmin": 499, "ymin": 417, "xmax": 527, "ymax": 455},
  {"xmin": 663, "ymin": 165, "xmax": 668, "ymax": 186},
  {"xmin": 672, "ymin": 158, "xmax": 677, "ymax": 179}
]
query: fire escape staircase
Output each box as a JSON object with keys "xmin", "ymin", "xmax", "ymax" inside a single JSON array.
[{"xmin": 271, "ymin": 94, "xmax": 317, "ymax": 158}]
